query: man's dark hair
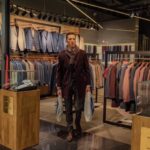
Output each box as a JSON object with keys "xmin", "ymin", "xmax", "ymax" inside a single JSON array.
[{"xmin": 66, "ymin": 32, "xmax": 76, "ymax": 40}]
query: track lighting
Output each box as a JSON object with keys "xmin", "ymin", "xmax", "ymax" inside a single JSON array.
[
  {"xmin": 58, "ymin": 16, "xmax": 63, "ymax": 23},
  {"xmin": 10, "ymin": 4, "xmax": 99, "ymax": 30}
]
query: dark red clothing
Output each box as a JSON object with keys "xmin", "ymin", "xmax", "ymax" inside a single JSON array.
[{"xmin": 56, "ymin": 49, "xmax": 90, "ymax": 99}]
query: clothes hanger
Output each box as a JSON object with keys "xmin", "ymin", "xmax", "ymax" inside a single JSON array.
[{"xmin": 31, "ymin": 24, "xmax": 38, "ymax": 30}]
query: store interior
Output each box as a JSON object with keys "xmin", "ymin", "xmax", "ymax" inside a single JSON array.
[{"xmin": 0, "ymin": 0, "xmax": 150, "ymax": 150}]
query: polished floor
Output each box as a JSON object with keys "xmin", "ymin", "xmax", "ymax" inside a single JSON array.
[
  {"xmin": 40, "ymin": 96, "xmax": 131, "ymax": 145},
  {"xmin": 0, "ymin": 89, "xmax": 131, "ymax": 150},
  {"xmin": 0, "ymin": 120, "xmax": 130, "ymax": 150}
]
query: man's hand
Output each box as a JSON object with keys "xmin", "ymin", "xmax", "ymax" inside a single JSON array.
[
  {"xmin": 57, "ymin": 87, "xmax": 62, "ymax": 97},
  {"xmin": 86, "ymin": 85, "xmax": 91, "ymax": 93}
]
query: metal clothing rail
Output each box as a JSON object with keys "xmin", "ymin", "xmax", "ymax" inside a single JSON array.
[
  {"xmin": 14, "ymin": 18, "xmax": 61, "ymax": 32},
  {"xmin": 103, "ymin": 51, "xmax": 150, "ymax": 129}
]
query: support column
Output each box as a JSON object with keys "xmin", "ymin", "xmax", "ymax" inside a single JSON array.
[{"xmin": 1, "ymin": 0, "xmax": 10, "ymax": 88}]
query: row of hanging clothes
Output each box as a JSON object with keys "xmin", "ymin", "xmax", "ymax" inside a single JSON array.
[
  {"xmin": 10, "ymin": 23, "xmax": 85, "ymax": 54},
  {"xmin": 89, "ymin": 59, "xmax": 104, "ymax": 90},
  {"xmin": 104, "ymin": 60, "xmax": 150, "ymax": 113},
  {"xmin": 102, "ymin": 45, "xmax": 133, "ymax": 62},
  {"xmin": 85, "ymin": 45, "xmax": 97, "ymax": 54},
  {"xmin": 10, "ymin": 57, "xmax": 58, "ymax": 95}
]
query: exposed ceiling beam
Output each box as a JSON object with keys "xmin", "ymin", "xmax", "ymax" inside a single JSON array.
[
  {"xmin": 70, "ymin": 0, "xmax": 150, "ymax": 22},
  {"xmin": 66, "ymin": 0, "xmax": 103, "ymax": 29}
]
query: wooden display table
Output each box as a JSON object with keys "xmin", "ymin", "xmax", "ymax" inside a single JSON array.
[
  {"xmin": 0, "ymin": 89, "xmax": 40, "ymax": 150},
  {"xmin": 131, "ymin": 115, "xmax": 150, "ymax": 150}
]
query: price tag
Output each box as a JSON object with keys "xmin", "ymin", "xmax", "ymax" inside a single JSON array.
[{"xmin": 3, "ymin": 96, "xmax": 13, "ymax": 115}]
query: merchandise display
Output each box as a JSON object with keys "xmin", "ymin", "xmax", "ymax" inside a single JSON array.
[
  {"xmin": 104, "ymin": 61, "xmax": 150, "ymax": 112},
  {"xmin": 10, "ymin": 25, "xmax": 65, "ymax": 53},
  {"xmin": 10, "ymin": 58, "xmax": 58, "ymax": 94},
  {"xmin": 10, "ymin": 25, "xmax": 84, "ymax": 53}
]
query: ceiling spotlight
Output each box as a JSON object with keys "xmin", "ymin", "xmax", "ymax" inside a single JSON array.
[
  {"xmin": 75, "ymin": 21, "xmax": 79, "ymax": 26},
  {"xmin": 37, "ymin": 12, "xmax": 42, "ymax": 19},
  {"xmin": 58, "ymin": 16, "xmax": 62, "ymax": 23},
  {"xmin": 53, "ymin": 15, "xmax": 57, "ymax": 22},
  {"xmin": 89, "ymin": 24, "xmax": 94, "ymax": 30},
  {"xmin": 86, "ymin": 22, "xmax": 90, "ymax": 29},
  {"xmin": 80, "ymin": 21, "xmax": 86, "ymax": 27},
  {"xmin": 48, "ymin": 15, "xmax": 52, "ymax": 21},
  {"xmin": 67, "ymin": 17, "xmax": 72, "ymax": 23},
  {"xmin": 15, "ymin": 7, "xmax": 19, "ymax": 15},
  {"xmin": 95, "ymin": 25, "xmax": 100, "ymax": 31},
  {"xmin": 10, "ymin": 5, "xmax": 14, "ymax": 13},
  {"xmin": 29, "ymin": 11, "xmax": 34, "ymax": 18},
  {"xmin": 69, "ymin": 18, "xmax": 75, "ymax": 25},
  {"xmin": 21, "ymin": 10, "xmax": 27, "ymax": 16},
  {"xmin": 42, "ymin": 14, "xmax": 47, "ymax": 20},
  {"xmin": 62, "ymin": 16, "xmax": 67, "ymax": 22},
  {"xmin": 130, "ymin": 12, "xmax": 135, "ymax": 18}
]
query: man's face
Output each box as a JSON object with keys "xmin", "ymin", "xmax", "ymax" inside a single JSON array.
[{"xmin": 67, "ymin": 34, "xmax": 76, "ymax": 48}]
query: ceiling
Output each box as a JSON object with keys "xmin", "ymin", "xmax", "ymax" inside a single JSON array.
[{"xmin": 12, "ymin": 0, "xmax": 150, "ymax": 22}]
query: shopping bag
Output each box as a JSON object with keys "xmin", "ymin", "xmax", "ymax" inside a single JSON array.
[
  {"xmin": 84, "ymin": 92, "xmax": 94, "ymax": 122},
  {"xmin": 56, "ymin": 96, "xmax": 63, "ymax": 122}
]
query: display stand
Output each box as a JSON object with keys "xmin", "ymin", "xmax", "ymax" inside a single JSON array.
[
  {"xmin": 0, "ymin": 89, "xmax": 40, "ymax": 150},
  {"xmin": 131, "ymin": 115, "xmax": 150, "ymax": 150}
]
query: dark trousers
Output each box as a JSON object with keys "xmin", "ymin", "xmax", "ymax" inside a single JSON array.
[{"xmin": 64, "ymin": 86, "xmax": 83, "ymax": 132}]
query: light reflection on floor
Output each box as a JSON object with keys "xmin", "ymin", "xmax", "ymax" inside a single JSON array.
[{"xmin": 0, "ymin": 120, "xmax": 130, "ymax": 150}]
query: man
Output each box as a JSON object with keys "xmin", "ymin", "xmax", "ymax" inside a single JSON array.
[{"xmin": 56, "ymin": 32, "xmax": 91, "ymax": 142}]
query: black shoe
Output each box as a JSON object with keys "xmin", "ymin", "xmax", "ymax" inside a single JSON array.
[
  {"xmin": 66, "ymin": 131, "xmax": 73, "ymax": 142},
  {"xmin": 74, "ymin": 128, "xmax": 82, "ymax": 138}
]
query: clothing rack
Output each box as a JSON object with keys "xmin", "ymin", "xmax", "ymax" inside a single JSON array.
[
  {"xmin": 10, "ymin": 18, "xmax": 62, "ymax": 56},
  {"xmin": 103, "ymin": 50, "xmax": 150, "ymax": 129},
  {"xmin": 89, "ymin": 58, "xmax": 103, "ymax": 103}
]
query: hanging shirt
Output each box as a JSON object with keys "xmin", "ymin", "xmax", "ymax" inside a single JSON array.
[
  {"xmin": 18, "ymin": 27, "xmax": 26, "ymax": 51},
  {"xmin": 10, "ymin": 26, "xmax": 18, "ymax": 52}
]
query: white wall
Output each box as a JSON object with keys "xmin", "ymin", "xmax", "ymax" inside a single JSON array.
[{"xmin": 80, "ymin": 18, "xmax": 139, "ymax": 49}]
